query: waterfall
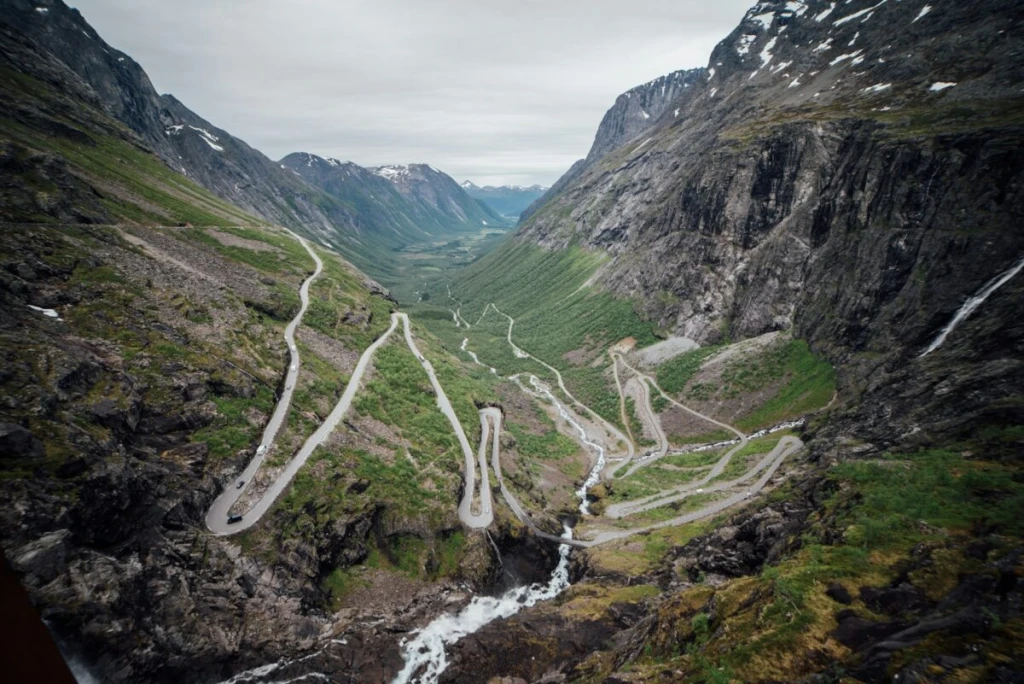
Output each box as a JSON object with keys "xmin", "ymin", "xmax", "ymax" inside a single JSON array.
[
  {"xmin": 920, "ymin": 256, "xmax": 1024, "ymax": 357},
  {"xmin": 525, "ymin": 375, "xmax": 606, "ymax": 515},
  {"xmin": 391, "ymin": 527, "xmax": 573, "ymax": 684},
  {"xmin": 392, "ymin": 379, "xmax": 605, "ymax": 683}
]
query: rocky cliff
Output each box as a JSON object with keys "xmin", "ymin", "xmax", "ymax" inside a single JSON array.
[
  {"xmin": 585, "ymin": 68, "xmax": 707, "ymax": 165},
  {"xmin": 511, "ymin": 0, "xmax": 1024, "ymax": 446},
  {"xmin": 432, "ymin": 3, "xmax": 1024, "ymax": 679},
  {"xmin": 520, "ymin": 68, "xmax": 704, "ymax": 222}
]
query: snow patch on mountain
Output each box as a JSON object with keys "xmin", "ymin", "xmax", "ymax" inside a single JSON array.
[
  {"xmin": 814, "ymin": 2, "xmax": 835, "ymax": 21},
  {"xmin": 834, "ymin": 0, "xmax": 887, "ymax": 26},
  {"xmin": 373, "ymin": 165, "xmax": 410, "ymax": 181},
  {"xmin": 188, "ymin": 125, "xmax": 223, "ymax": 152}
]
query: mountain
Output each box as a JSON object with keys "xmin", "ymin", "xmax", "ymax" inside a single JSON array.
[
  {"xmin": 282, "ymin": 153, "xmax": 505, "ymax": 244},
  {"xmin": 584, "ymin": 67, "xmax": 707, "ymax": 164},
  {"xmin": 3, "ymin": 0, "xmax": 1024, "ymax": 682},
  {"xmin": 460, "ymin": 182, "xmax": 549, "ymax": 219},
  {"xmin": 520, "ymin": 68, "xmax": 704, "ymax": 222},
  {"xmin": 367, "ymin": 163, "xmax": 506, "ymax": 227},
  {"xmin": 282, "ymin": 154, "xmax": 506, "ymax": 240},
  {"xmin": 437, "ymin": 1, "xmax": 1024, "ymax": 679},
  {"xmin": 468, "ymin": 0, "xmax": 1024, "ymax": 447},
  {"xmin": 0, "ymin": 0, "xmax": 428, "ymax": 271}
]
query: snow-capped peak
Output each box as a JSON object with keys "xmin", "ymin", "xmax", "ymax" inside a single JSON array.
[{"xmin": 372, "ymin": 165, "xmax": 410, "ymax": 181}]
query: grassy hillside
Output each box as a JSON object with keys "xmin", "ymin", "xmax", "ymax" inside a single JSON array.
[
  {"xmin": 575, "ymin": 442, "xmax": 1024, "ymax": 682},
  {"xmin": 0, "ymin": 63, "xmax": 269, "ymax": 226},
  {"xmin": 409, "ymin": 241, "xmax": 658, "ymax": 426}
]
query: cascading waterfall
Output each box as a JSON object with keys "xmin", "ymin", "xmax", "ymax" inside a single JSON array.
[
  {"xmin": 525, "ymin": 375, "xmax": 607, "ymax": 515},
  {"xmin": 460, "ymin": 338, "xmax": 481, "ymax": 366},
  {"xmin": 391, "ymin": 373, "xmax": 608, "ymax": 683},
  {"xmin": 919, "ymin": 255, "xmax": 1024, "ymax": 357},
  {"xmin": 392, "ymin": 528, "xmax": 573, "ymax": 684}
]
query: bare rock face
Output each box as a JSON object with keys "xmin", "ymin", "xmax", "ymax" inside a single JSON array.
[
  {"xmin": 521, "ymin": 68, "xmax": 704, "ymax": 223},
  {"xmin": 514, "ymin": 0, "xmax": 1024, "ymax": 446},
  {"xmin": 584, "ymin": 68, "xmax": 707, "ymax": 166}
]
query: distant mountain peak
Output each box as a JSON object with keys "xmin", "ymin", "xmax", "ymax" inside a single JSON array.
[{"xmin": 372, "ymin": 164, "xmax": 410, "ymax": 181}]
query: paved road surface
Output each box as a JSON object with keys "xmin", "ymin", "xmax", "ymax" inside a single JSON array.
[
  {"xmin": 206, "ymin": 313, "xmax": 398, "ymax": 535},
  {"xmin": 399, "ymin": 314, "xmax": 493, "ymax": 528},
  {"xmin": 614, "ymin": 352, "xmax": 747, "ymax": 479},
  {"xmin": 603, "ymin": 354, "xmax": 749, "ymax": 518},
  {"xmin": 582, "ymin": 435, "xmax": 803, "ymax": 546},
  {"xmin": 611, "ymin": 353, "xmax": 637, "ymax": 450},
  {"xmin": 481, "ymin": 303, "xmax": 634, "ymax": 463},
  {"xmin": 205, "ymin": 233, "xmax": 323, "ymax": 534},
  {"xmin": 207, "ymin": 311, "xmax": 495, "ymax": 534},
  {"xmin": 483, "ymin": 407, "xmax": 589, "ymax": 549}
]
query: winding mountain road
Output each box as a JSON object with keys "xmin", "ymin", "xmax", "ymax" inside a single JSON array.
[
  {"xmin": 207, "ymin": 308, "xmax": 493, "ymax": 535},
  {"xmin": 399, "ymin": 313, "xmax": 492, "ymax": 528},
  {"xmin": 611, "ymin": 353, "xmax": 637, "ymax": 449},
  {"xmin": 613, "ymin": 352, "xmax": 747, "ymax": 479},
  {"xmin": 483, "ymin": 407, "xmax": 589, "ymax": 548},
  {"xmin": 478, "ymin": 303, "xmax": 634, "ymax": 463},
  {"xmin": 631, "ymin": 373, "xmax": 669, "ymax": 460},
  {"xmin": 459, "ymin": 309, "xmax": 796, "ymax": 546},
  {"xmin": 209, "ymin": 258, "xmax": 799, "ymax": 544},
  {"xmin": 584, "ymin": 435, "xmax": 802, "ymax": 546},
  {"xmin": 207, "ymin": 314, "xmax": 398, "ymax": 535},
  {"xmin": 206, "ymin": 233, "xmax": 323, "ymax": 535}
]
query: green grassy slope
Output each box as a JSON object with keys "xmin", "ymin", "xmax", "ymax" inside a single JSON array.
[
  {"xmin": 0, "ymin": 64, "xmax": 270, "ymax": 227},
  {"xmin": 410, "ymin": 241, "xmax": 658, "ymax": 425}
]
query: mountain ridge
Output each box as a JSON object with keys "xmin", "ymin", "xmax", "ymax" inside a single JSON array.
[
  {"xmin": 0, "ymin": 0, "xmax": 505, "ymax": 279},
  {"xmin": 502, "ymin": 0, "xmax": 1024, "ymax": 446},
  {"xmin": 2, "ymin": 0, "xmax": 1023, "ymax": 682},
  {"xmin": 460, "ymin": 181, "xmax": 549, "ymax": 219}
]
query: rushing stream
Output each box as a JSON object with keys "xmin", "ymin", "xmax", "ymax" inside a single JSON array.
[
  {"xmin": 391, "ymin": 362, "xmax": 611, "ymax": 682},
  {"xmin": 392, "ymin": 528, "xmax": 573, "ymax": 684},
  {"xmin": 525, "ymin": 375, "xmax": 607, "ymax": 515}
]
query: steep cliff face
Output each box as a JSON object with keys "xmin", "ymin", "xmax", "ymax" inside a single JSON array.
[
  {"xmin": 512, "ymin": 0, "xmax": 1024, "ymax": 444},
  {"xmin": 585, "ymin": 68, "xmax": 707, "ymax": 165},
  {"xmin": 520, "ymin": 68, "xmax": 704, "ymax": 222}
]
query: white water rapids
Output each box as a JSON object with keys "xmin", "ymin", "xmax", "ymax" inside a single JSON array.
[
  {"xmin": 525, "ymin": 375, "xmax": 607, "ymax": 515},
  {"xmin": 391, "ymin": 369, "xmax": 608, "ymax": 683},
  {"xmin": 392, "ymin": 528, "xmax": 573, "ymax": 684}
]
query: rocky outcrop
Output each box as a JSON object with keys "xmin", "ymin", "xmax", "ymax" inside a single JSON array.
[
  {"xmin": 521, "ymin": 69, "xmax": 704, "ymax": 223},
  {"xmin": 584, "ymin": 68, "xmax": 706, "ymax": 165}
]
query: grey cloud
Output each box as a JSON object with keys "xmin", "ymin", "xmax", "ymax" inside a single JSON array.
[{"xmin": 70, "ymin": 0, "xmax": 754, "ymax": 185}]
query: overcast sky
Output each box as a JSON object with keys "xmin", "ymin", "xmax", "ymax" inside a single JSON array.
[{"xmin": 71, "ymin": 0, "xmax": 753, "ymax": 186}]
